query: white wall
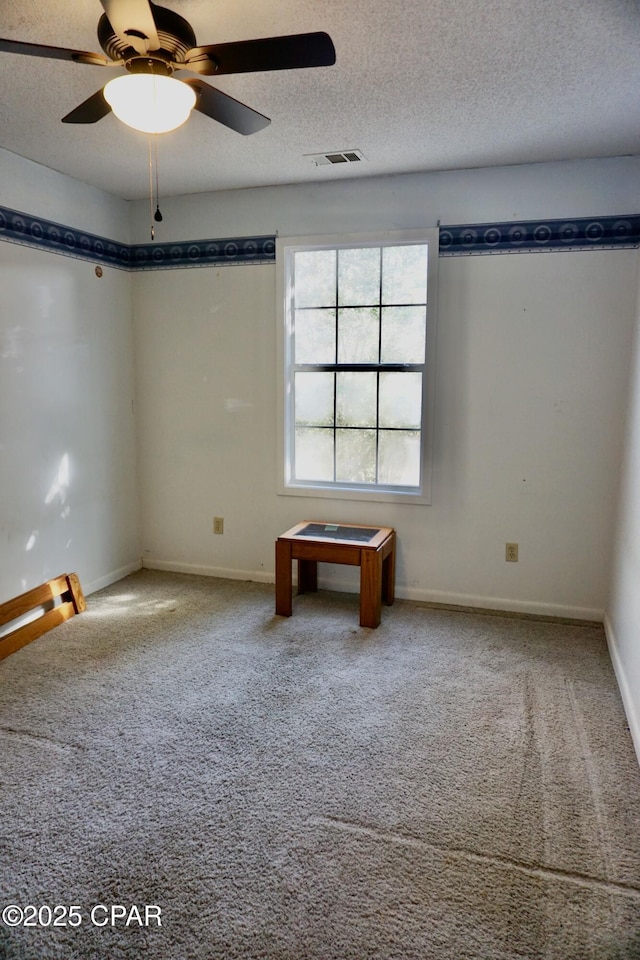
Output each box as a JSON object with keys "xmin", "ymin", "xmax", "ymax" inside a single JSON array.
[
  {"xmin": 129, "ymin": 157, "xmax": 640, "ymax": 243},
  {"xmin": 0, "ymin": 149, "xmax": 140, "ymax": 601},
  {"xmin": 132, "ymin": 158, "xmax": 639, "ymax": 619},
  {"xmin": 0, "ymin": 148, "xmax": 129, "ymax": 243},
  {"xmin": 607, "ymin": 259, "xmax": 640, "ymax": 757}
]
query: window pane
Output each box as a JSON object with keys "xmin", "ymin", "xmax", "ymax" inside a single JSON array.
[
  {"xmin": 295, "ymin": 250, "xmax": 336, "ymax": 307},
  {"xmin": 295, "ymin": 427, "xmax": 334, "ymax": 481},
  {"xmin": 380, "ymin": 306, "xmax": 426, "ymax": 363},
  {"xmin": 379, "ymin": 372, "xmax": 422, "ymax": 428},
  {"xmin": 382, "ymin": 245, "xmax": 428, "ymax": 304},
  {"xmin": 337, "ymin": 307, "xmax": 379, "ymax": 363},
  {"xmin": 336, "ymin": 372, "xmax": 377, "ymax": 427},
  {"xmin": 338, "ymin": 247, "xmax": 380, "ymax": 306},
  {"xmin": 283, "ymin": 234, "xmax": 434, "ymax": 498},
  {"xmin": 295, "ymin": 372, "xmax": 334, "ymax": 425},
  {"xmin": 378, "ymin": 430, "xmax": 421, "ymax": 486},
  {"xmin": 336, "ymin": 429, "xmax": 377, "ymax": 483},
  {"xmin": 295, "ymin": 308, "xmax": 336, "ymax": 363}
]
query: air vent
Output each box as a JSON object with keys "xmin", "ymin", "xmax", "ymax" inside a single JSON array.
[{"xmin": 305, "ymin": 149, "xmax": 366, "ymax": 166}]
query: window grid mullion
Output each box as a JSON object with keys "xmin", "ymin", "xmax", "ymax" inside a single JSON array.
[
  {"xmin": 295, "ymin": 301, "xmax": 422, "ymax": 311},
  {"xmin": 333, "ymin": 249, "xmax": 339, "ymax": 482},
  {"xmin": 303, "ymin": 424, "xmax": 417, "ymax": 432},
  {"xmin": 375, "ymin": 246, "xmax": 383, "ymax": 483},
  {"xmin": 293, "ymin": 363, "xmax": 419, "ymax": 373}
]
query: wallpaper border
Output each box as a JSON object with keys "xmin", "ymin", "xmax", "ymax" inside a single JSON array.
[
  {"xmin": 0, "ymin": 205, "xmax": 638, "ymax": 269},
  {"xmin": 0, "ymin": 206, "xmax": 131, "ymax": 269},
  {"xmin": 439, "ymin": 216, "xmax": 640, "ymax": 256},
  {"xmin": 130, "ymin": 235, "xmax": 275, "ymax": 269}
]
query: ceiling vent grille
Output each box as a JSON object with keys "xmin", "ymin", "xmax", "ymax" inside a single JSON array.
[{"xmin": 306, "ymin": 149, "xmax": 366, "ymax": 166}]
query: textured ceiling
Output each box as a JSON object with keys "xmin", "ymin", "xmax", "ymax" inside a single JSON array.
[{"xmin": 1, "ymin": 0, "xmax": 639, "ymax": 201}]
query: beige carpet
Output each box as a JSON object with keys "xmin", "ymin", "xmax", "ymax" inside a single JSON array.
[{"xmin": 1, "ymin": 569, "xmax": 640, "ymax": 959}]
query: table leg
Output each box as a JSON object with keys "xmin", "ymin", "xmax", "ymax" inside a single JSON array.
[
  {"xmin": 382, "ymin": 532, "xmax": 396, "ymax": 606},
  {"xmin": 297, "ymin": 559, "xmax": 318, "ymax": 595},
  {"xmin": 275, "ymin": 539, "xmax": 293, "ymax": 616},
  {"xmin": 360, "ymin": 547, "xmax": 383, "ymax": 628}
]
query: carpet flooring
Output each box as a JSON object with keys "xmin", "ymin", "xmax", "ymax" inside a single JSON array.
[{"xmin": 1, "ymin": 569, "xmax": 640, "ymax": 959}]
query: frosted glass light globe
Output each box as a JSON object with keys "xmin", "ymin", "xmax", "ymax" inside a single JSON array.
[{"xmin": 104, "ymin": 74, "xmax": 196, "ymax": 134}]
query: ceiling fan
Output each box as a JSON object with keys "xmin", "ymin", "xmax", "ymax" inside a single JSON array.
[{"xmin": 0, "ymin": 0, "xmax": 336, "ymax": 135}]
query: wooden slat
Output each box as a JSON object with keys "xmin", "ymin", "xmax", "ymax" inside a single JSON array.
[
  {"xmin": 0, "ymin": 602, "xmax": 75, "ymax": 661},
  {"xmin": 66, "ymin": 572, "xmax": 86, "ymax": 614},
  {"xmin": 0, "ymin": 573, "xmax": 86, "ymax": 661},
  {"xmin": 0, "ymin": 574, "xmax": 70, "ymax": 628}
]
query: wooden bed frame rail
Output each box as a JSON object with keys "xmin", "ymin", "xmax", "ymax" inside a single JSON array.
[{"xmin": 0, "ymin": 573, "xmax": 86, "ymax": 662}]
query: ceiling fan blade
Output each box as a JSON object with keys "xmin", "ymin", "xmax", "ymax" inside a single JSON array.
[
  {"xmin": 183, "ymin": 79, "xmax": 270, "ymax": 135},
  {"xmin": 99, "ymin": 0, "xmax": 160, "ymax": 55},
  {"xmin": 61, "ymin": 89, "xmax": 112, "ymax": 124},
  {"xmin": 0, "ymin": 37, "xmax": 111, "ymax": 66},
  {"xmin": 183, "ymin": 31, "xmax": 336, "ymax": 76}
]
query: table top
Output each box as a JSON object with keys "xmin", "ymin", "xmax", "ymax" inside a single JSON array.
[{"xmin": 278, "ymin": 521, "xmax": 394, "ymax": 550}]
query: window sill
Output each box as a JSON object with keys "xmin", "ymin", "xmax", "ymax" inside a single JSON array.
[{"xmin": 278, "ymin": 481, "xmax": 432, "ymax": 506}]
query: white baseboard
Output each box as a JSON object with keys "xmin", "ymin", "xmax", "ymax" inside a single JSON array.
[
  {"xmin": 394, "ymin": 585, "xmax": 603, "ymax": 623},
  {"xmin": 83, "ymin": 559, "xmax": 143, "ymax": 596},
  {"xmin": 142, "ymin": 558, "xmax": 273, "ymax": 584},
  {"xmin": 140, "ymin": 558, "xmax": 602, "ymax": 622},
  {"xmin": 603, "ymin": 612, "xmax": 640, "ymax": 766},
  {"xmin": 313, "ymin": 572, "xmax": 602, "ymax": 621}
]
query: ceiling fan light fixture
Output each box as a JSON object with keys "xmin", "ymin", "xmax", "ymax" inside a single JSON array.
[{"xmin": 104, "ymin": 73, "xmax": 196, "ymax": 134}]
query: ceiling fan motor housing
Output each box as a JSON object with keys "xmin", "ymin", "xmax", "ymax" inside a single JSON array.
[
  {"xmin": 126, "ymin": 56, "xmax": 173, "ymax": 76},
  {"xmin": 97, "ymin": 4, "xmax": 196, "ymax": 65}
]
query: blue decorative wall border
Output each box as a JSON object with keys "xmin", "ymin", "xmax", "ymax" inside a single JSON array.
[
  {"xmin": 439, "ymin": 215, "xmax": 640, "ymax": 256},
  {"xmin": 0, "ymin": 205, "xmax": 275, "ymax": 270},
  {"xmin": 1, "ymin": 204, "xmax": 639, "ymax": 269},
  {"xmin": 0, "ymin": 206, "xmax": 131, "ymax": 269},
  {"xmin": 129, "ymin": 235, "xmax": 275, "ymax": 270}
]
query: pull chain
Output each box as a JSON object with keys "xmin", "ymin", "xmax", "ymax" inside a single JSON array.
[
  {"xmin": 148, "ymin": 136, "xmax": 155, "ymax": 240},
  {"xmin": 154, "ymin": 135, "xmax": 163, "ymax": 224},
  {"xmin": 148, "ymin": 135, "xmax": 163, "ymax": 241}
]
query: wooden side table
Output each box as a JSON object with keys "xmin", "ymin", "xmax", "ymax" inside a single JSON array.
[{"xmin": 275, "ymin": 521, "xmax": 396, "ymax": 628}]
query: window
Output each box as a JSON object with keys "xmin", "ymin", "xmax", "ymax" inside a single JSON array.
[{"xmin": 277, "ymin": 229, "xmax": 438, "ymax": 504}]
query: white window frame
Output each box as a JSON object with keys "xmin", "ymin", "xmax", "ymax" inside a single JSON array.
[{"xmin": 276, "ymin": 228, "xmax": 438, "ymax": 505}]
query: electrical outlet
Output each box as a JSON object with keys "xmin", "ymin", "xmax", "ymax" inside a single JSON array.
[
  {"xmin": 213, "ymin": 517, "xmax": 224, "ymax": 535},
  {"xmin": 505, "ymin": 542, "xmax": 519, "ymax": 562}
]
